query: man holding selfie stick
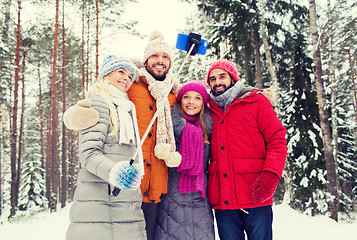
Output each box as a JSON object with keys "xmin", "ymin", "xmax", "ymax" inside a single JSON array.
[{"xmin": 127, "ymin": 31, "xmax": 181, "ymax": 240}]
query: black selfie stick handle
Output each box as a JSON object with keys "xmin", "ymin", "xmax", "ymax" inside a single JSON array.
[
  {"xmin": 112, "ymin": 186, "xmax": 121, "ymax": 196},
  {"xmin": 186, "ymin": 32, "xmax": 202, "ymax": 55}
]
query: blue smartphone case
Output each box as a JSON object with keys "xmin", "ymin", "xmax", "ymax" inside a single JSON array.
[{"xmin": 176, "ymin": 33, "xmax": 208, "ymax": 55}]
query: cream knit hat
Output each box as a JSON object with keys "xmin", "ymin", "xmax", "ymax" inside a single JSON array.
[{"xmin": 143, "ymin": 31, "xmax": 173, "ymax": 64}]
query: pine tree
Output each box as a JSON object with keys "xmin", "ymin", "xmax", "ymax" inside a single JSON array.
[
  {"xmin": 282, "ymin": 42, "xmax": 326, "ymax": 215},
  {"xmin": 320, "ymin": 0, "xmax": 357, "ymax": 217},
  {"xmin": 194, "ymin": 0, "xmax": 257, "ymax": 85},
  {"xmin": 18, "ymin": 127, "xmax": 47, "ymax": 214}
]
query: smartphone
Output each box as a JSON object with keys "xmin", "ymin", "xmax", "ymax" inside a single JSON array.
[{"xmin": 175, "ymin": 33, "xmax": 208, "ymax": 55}]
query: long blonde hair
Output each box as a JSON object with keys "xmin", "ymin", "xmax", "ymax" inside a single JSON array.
[{"xmin": 86, "ymin": 77, "xmax": 119, "ymax": 138}]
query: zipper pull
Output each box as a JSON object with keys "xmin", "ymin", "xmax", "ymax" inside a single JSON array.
[{"xmin": 240, "ymin": 209, "xmax": 249, "ymax": 214}]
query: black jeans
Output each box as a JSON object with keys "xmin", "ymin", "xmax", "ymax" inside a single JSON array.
[
  {"xmin": 215, "ymin": 205, "xmax": 273, "ymax": 240},
  {"xmin": 141, "ymin": 202, "xmax": 158, "ymax": 240}
]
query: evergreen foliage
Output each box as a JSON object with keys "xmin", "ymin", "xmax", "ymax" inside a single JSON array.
[
  {"xmin": 186, "ymin": 0, "xmax": 356, "ymax": 220},
  {"xmin": 283, "ymin": 43, "xmax": 326, "ymax": 215},
  {"xmin": 0, "ymin": 0, "xmax": 355, "ymax": 221},
  {"xmin": 319, "ymin": 0, "xmax": 357, "ymax": 215}
]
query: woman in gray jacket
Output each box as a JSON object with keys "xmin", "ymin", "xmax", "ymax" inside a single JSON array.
[
  {"xmin": 154, "ymin": 81, "xmax": 215, "ymax": 240},
  {"xmin": 65, "ymin": 55, "xmax": 146, "ymax": 240}
]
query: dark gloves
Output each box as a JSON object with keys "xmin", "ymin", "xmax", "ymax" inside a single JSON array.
[{"xmin": 251, "ymin": 171, "xmax": 279, "ymax": 204}]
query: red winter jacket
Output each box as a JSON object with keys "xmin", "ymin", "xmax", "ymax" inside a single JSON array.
[{"xmin": 208, "ymin": 89, "xmax": 287, "ymax": 210}]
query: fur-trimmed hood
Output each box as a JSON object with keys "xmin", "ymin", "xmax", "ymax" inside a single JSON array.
[
  {"xmin": 239, "ymin": 86, "xmax": 276, "ymax": 105},
  {"xmin": 171, "ymin": 103, "xmax": 213, "ymax": 140}
]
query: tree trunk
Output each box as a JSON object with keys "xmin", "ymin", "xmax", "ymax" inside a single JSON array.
[
  {"xmin": 16, "ymin": 50, "xmax": 26, "ymax": 205},
  {"xmin": 327, "ymin": 0, "xmax": 340, "ymax": 211},
  {"xmin": 67, "ymin": 131, "xmax": 79, "ymax": 201},
  {"xmin": 38, "ymin": 64, "xmax": 45, "ymax": 196},
  {"xmin": 10, "ymin": 0, "xmax": 21, "ymax": 218},
  {"xmin": 242, "ymin": 48, "xmax": 253, "ymax": 87},
  {"xmin": 81, "ymin": 0, "xmax": 86, "ymax": 98},
  {"xmin": 311, "ymin": 191, "xmax": 316, "ymax": 216},
  {"xmin": 309, "ymin": 0, "xmax": 339, "ymax": 221},
  {"xmin": 46, "ymin": 119, "xmax": 52, "ymax": 207},
  {"xmin": 67, "ymin": 132, "xmax": 74, "ymax": 201},
  {"xmin": 86, "ymin": 8, "xmax": 90, "ymax": 87},
  {"xmin": 252, "ymin": 25, "xmax": 263, "ymax": 89},
  {"xmin": 328, "ymin": 0, "xmax": 338, "ymax": 159},
  {"xmin": 257, "ymin": 0, "xmax": 280, "ymax": 113},
  {"xmin": 0, "ymin": 3, "xmax": 10, "ymax": 190},
  {"xmin": 61, "ymin": 1, "xmax": 67, "ymax": 208},
  {"xmin": 50, "ymin": 0, "xmax": 60, "ymax": 212},
  {"xmin": 0, "ymin": 103, "xmax": 2, "ymax": 217},
  {"xmin": 67, "ymin": 132, "xmax": 78, "ymax": 201},
  {"xmin": 95, "ymin": 0, "xmax": 99, "ymax": 79},
  {"xmin": 347, "ymin": 49, "xmax": 357, "ymax": 147}
]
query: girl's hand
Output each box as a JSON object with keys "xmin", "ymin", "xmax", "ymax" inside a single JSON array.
[{"xmin": 109, "ymin": 161, "xmax": 141, "ymax": 190}]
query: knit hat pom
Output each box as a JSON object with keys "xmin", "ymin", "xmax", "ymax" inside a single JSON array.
[
  {"xmin": 154, "ymin": 143, "xmax": 182, "ymax": 167},
  {"xmin": 143, "ymin": 31, "xmax": 173, "ymax": 64},
  {"xmin": 149, "ymin": 31, "xmax": 165, "ymax": 41},
  {"xmin": 165, "ymin": 152, "xmax": 182, "ymax": 168},
  {"xmin": 155, "ymin": 143, "xmax": 171, "ymax": 159}
]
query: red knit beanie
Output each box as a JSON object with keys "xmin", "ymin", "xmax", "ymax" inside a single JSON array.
[{"xmin": 206, "ymin": 59, "xmax": 240, "ymax": 85}]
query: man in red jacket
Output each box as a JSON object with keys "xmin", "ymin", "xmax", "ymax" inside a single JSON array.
[{"xmin": 206, "ymin": 59, "xmax": 288, "ymax": 240}]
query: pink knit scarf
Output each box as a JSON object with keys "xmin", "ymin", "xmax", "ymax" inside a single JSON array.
[{"xmin": 177, "ymin": 115, "xmax": 205, "ymax": 197}]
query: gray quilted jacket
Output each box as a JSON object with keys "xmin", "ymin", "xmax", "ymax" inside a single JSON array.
[
  {"xmin": 153, "ymin": 104, "xmax": 215, "ymax": 240},
  {"xmin": 66, "ymin": 95, "xmax": 146, "ymax": 240}
]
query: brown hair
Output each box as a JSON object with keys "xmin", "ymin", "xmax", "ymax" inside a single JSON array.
[{"xmin": 177, "ymin": 103, "xmax": 210, "ymax": 144}]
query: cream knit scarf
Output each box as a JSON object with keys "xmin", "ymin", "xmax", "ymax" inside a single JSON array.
[
  {"xmin": 108, "ymin": 84, "xmax": 144, "ymax": 176},
  {"xmin": 108, "ymin": 84, "xmax": 136, "ymax": 145},
  {"xmin": 139, "ymin": 67, "xmax": 181, "ymax": 167}
]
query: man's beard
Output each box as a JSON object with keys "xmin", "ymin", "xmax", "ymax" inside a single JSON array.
[
  {"xmin": 212, "ymin": 82, "xmax": 234, "ymax": 96},
  {"xmin": 146, "ymin": 66, "xmax": 168, "ymax": 81}
]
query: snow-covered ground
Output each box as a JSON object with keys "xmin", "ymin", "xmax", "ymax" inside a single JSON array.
[{"xmin": 0, "ymin": 203, "xmax": 355, "ymax": 239}]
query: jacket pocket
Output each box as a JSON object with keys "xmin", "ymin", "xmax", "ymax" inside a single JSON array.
[
  {"xmin": 233, "ymin": 159, "xmax": 264, "ymax": 205},
  {"xmin": 207, "ymin": 160, "xmax": 219, "ymax": 205}
]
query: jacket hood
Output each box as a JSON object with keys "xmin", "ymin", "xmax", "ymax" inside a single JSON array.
[{"xmin": 238, "ymin": 86, "xmax": 276, "ymax": 103}]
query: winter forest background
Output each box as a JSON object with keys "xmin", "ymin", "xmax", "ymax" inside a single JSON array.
[{"xmin": 0, "ymin": 0, "xmax": 356, "ymax": 226}]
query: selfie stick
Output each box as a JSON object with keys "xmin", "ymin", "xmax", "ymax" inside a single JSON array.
[
  {"xmin": 111, "ymin": 35, "xmax": 202, "ymax": 196},
  {"xmin": 131, "ymin": 42, "xmax": 198, "ymax": 163}
]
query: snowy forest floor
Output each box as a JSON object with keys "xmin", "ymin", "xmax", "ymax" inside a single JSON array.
[{"xmin": 0, "ymin": 203, "xmax": 356, "ymax": 239}]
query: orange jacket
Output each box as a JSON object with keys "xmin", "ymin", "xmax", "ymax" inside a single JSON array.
[{"xmin": 127, "ymin": 76, "xmax": 177, "ymax": 203}]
